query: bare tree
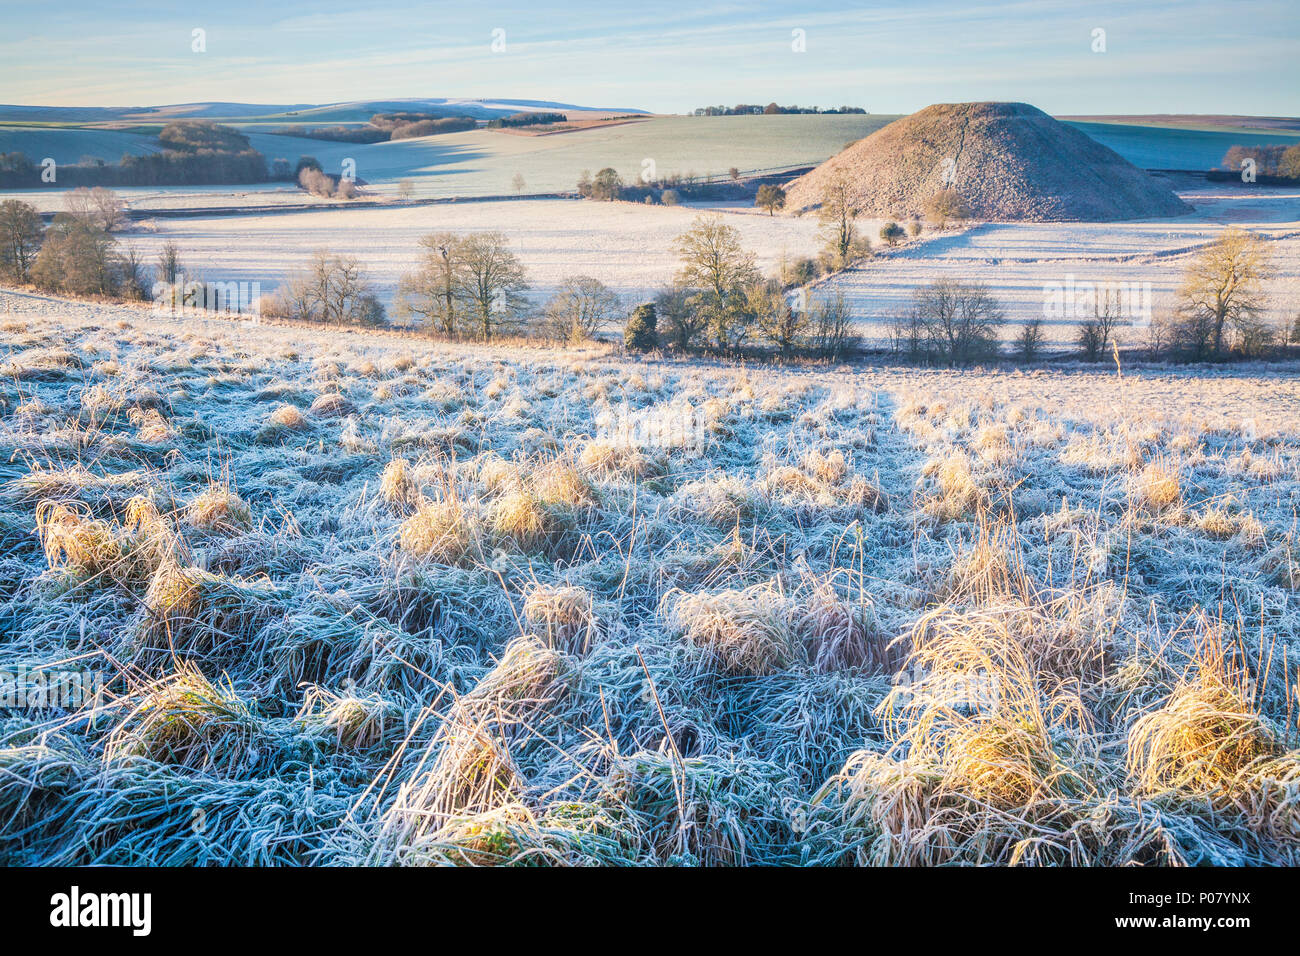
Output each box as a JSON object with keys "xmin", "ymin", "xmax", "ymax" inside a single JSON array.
[
  {"xmin": 543, "ymin": 275, "xmax": 620, "ymax": 345},
  {"xmin": 282, "ymin": 250, "xmax": 383, "ymax": 325},
  {"xmin": 396, "ymin": 232, "xmax": 466, "ymax": 336},
  {"xmin": 0, "ymin": 199, "xmax": 43, "ymax": 282},
  {"xmin": 817, "ymin": 174, "xmax": 867, "ymax": 270},
  {"xmin": 674, "ymin": 214, "xmax": 761, "ymax": 350},
  {"xmin": 65, "ymin": 187, "xmax": 126, "ymax": 232},
  {"xmin": 909, "ymin": 279, "xmax": 1004, "ymax": 367},
  {"xmin": 1175, "ymin": 227, "xmax": 1273, "ymax": 359},
  {"xmin": 811, "ymin": 290, "xmax": 856, "ymax": 359},
  {"xmin": 157, "ymin": 241, "xmax": 182, "ymax": 284},
  {"xmin": 457, "ymin": 231, "xmax": 530, "ymax": 340},
  {"xmin": 1078, "ymin": 288, "xmax": 1123, "ymax": 361}
]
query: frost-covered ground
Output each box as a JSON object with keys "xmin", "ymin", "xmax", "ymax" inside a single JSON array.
[
  {"xmin": 100, "ymin": 181, "xmax": 1300, "ymax": 346},
  {"xmin": 0, "ymin": 293, "xmax": 1297, "ymax": 866},
  {"xmin": 822, "ymin": 184, "xmax": 1300, "ymax": 347},
  {"xmin": 120, "ymin": 198, "xmax": 826, "ymax": 308}
]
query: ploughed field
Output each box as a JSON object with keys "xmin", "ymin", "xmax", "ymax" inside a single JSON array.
[{"xmin": 0, "ymin": 294, "xmax": 1298, "ymax": 864}]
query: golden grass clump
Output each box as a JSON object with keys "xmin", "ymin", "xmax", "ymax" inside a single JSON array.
[
  {"xmin": 922, "ymin": 450, "xmax": 982, "ymax": 522},
  {"xmin": 36, "ymin": 501, "xmax": 124, "ymax": 581},
  {"xmin": 522, "ymin": 584, "xmax": 600, "ymax": 655},
  {"xmin": 1127, "ymin": 632, "xmax": 1279, "ymax": 800},
  {"xmin": 309, "ymin": 392, "xmax": 356, "ymax": 418},
  {"xmin": 532, "ymin": 461, "xmax": 597, "ymax": 509},
  {"xmin": 663, "ymin": 583, "xmax": 796, "ymax": 676},
  {"xmin": 297, "ymin": 686, "xmax": 397, "ymax": 750},
  {"xmin": 398, "ymin": 496, "xmax": 481, "ymax": 565},
  {"xmin": 379, "ymin": 458, "xmax": 420, "ymax": 511},
  {"xmin": 490, "ymin": 490, "xmax": 557, "ymax": 553},
  {"xmin": 183, "ymin": 482, "xmax": 253, "ymax": 534},
  {"xmin": 103, "ymin": 664, "xmax": 262, "ymax": 775},
  {"xmin": 268, "ymin": 403, "xmax": 308, "ymax": 429},
  {"xmin": 1134, "ymin": 459, "xmax": 1182, "ymax": 513},
  {"xmin": 802, "ymin": 448, "xmax": 848, "ymax": 485},
  {"xmin": 129, "ymin": 407, "xmax": 174, "ymax": 443},
  {"xmin": 578, "ymin": 439, "xmax": 664, "ymax": 479}
]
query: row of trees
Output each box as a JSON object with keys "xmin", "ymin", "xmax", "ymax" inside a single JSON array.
[
  {"xmin": 693, "ymin": 104, "xmax": 866, "ymax": 115},
  {"xmin": 0, "ymin": 191, "xmax": 150, "ymax": 298},
  {"xmin": 0, "ymin": 122, "xmax": 272, "ymax": 189},
  {"xmin": 1220, "ymin": 144, "xmax": 1300, "ymax": 181},
  {"xmin": 275, "ymin": 114, "xmax": 478, "ymax": 144},
  {"xmin": 886, "ymin": 227, "xmax": 1287, "ymax": 366}
]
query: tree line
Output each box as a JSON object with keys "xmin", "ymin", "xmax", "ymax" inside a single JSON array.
[
  {"xmin": 0, "ymin": 121, "xmax": 277, "ymax": 189},
  {"xmin": 693, "ymin": 104, "xmax": 867, "ymax": 115}
]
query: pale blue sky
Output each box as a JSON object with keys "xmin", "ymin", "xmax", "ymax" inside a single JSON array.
[{"xmin": 1, "ymin": 0, "xmax": 1296, "ymax": 115}]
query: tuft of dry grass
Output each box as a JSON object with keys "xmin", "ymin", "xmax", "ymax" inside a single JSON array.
[
  {"xmin": 1133, "ymin": 458, "xmax": 1182, "ymax": 514},
  {"xmin": 663, "ymin": 583, "xmax": 796, "ymax": 676},
  {"xmin": 103, "ymin": 664, "xmax": 262, "ymax": 775},
  {"xmin": 183, "ymin": 483, "xmax": 253, "ymax": 534},
  {"xmin": 523, "ymin": 584, "xmax": 600, "ymax": 655},
  {"xmin": 398, "ymin": 496, "xmax": 481, "ymax": 565},
  {"xmin": 268, "ymin": 403, "xmax": 308, "ymax": 429},
  {"xmin": 379, "ymin": 459, "xmax": 420, "ymax": 511}
]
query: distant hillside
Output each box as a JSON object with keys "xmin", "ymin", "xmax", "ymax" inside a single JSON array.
[
  {"xmin": 0, "ymin": 98, "xmax": 650, "ymax": 125},
  {"xmin": 785, "ymin": 102, "xmax": 1191, "ymax": 222}
]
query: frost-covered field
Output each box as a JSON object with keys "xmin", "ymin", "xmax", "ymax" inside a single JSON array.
[
  {"xmin": 0, "ymin": 293, "xmax": 1297, "ymax": 865},
  {"xmin": 0, "ymin": 115, "xmax": 897, "ymax": 212},
  {"xmin": 102, "ymin": 182, "xmax": 1300, "ymax": 347},
  {"xmin": 122, "ymin": 199, "xmax": 826, "ymax": 307},
  {"xmin": 823, "ymin": 185, "xmax": 1300, "ymax": 346}
]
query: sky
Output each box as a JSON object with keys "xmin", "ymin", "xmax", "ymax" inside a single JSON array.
[{"xmin": 1, "ymin": 0, "xmax": 1297, "ymax": 116}]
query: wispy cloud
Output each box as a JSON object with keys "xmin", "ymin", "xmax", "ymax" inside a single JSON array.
[{"xmin": 1, "ymin": 0, "xmax": 1296, "ymax": 114}]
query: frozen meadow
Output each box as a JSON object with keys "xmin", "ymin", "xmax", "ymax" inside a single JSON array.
[{"xmin": 0, "ymin": 293, "xmax": 1297, "ymax": 865}]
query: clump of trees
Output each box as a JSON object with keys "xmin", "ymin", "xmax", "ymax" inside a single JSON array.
[
  {"xmin": 486, "ymin": 112, "xmax": 567, "ymax": 129},
  {"xmin": 266, "ymin": 250, "xmax": 385, "ymax": 325},
  {"xmin": 280, "ymin": 114, "xmax": 478, "ymax": 144},
  {"xmin": 693, "ymin": 104, "xmax": 866, "ymax": 115},
  {"xmin": 644, "ymin": 214, "xmax": 856, "ymax": 357},
  {"xmin": 579, "ymin": 168, "xmax": 623, "ymax": 201},
  {"xmin": 394, "ymin": 231, "xmax": 529, "ymax": 341},
  {"xmin": 755, "ymin": 184, "xmax": 786, "ymax": 215},
  {"xmin": 28, "ymin": 191, "xmax": 148, "ymax": 300},
  {"xmin": 1172, "ymin": 227, "xmax": 1274, "ymax": 359},
  {"xmin": 891, "ymin": 279, "xmax": 1004, "ymax": 366},
  {"xmin": 0, "ymin": 122, "xmax": 271, "ymax": 188},
  {"xmin": 924, "ymin": 189, "xmax": 971, "ymax": 230},
  {"xmin": 298, "ymin": 167, "xmax": 358, "ymax": 199},
  {"xmin": 1218, "ymin": 145, "xmax": 1300, "ymax": 182}
]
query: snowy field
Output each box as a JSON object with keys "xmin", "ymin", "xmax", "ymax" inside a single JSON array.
[
  {"xmin": 820, "ymin": 185, "xmax": 1300, "ymax": 347},
  {"xmin": 120, "ymin": 198, "xmax": 826, "ymax": 308},
  {"xmin": 0, "ymin": 292, "xmax": 1297, "ymax": 865},
  {"xmin": 5, "ymin": 113, "xmax": 1299, "ymax": 214},
  {"xmin": 99, "ymin": 182, "xmax": 1300, "ymax": 347}
]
